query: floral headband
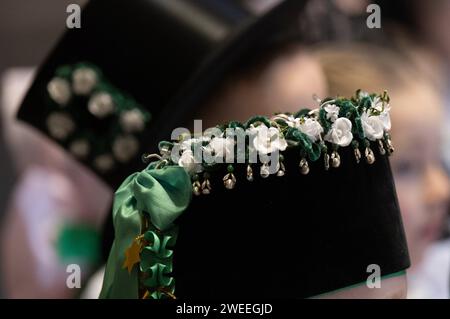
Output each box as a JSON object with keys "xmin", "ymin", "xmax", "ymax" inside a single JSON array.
[
  {"xmin": 145, "ymin": 90, "xmax": 393, "ymax": 196},
  {"xmin": 100, "ymin": 90, "xmax": 394, "ymax": 299}
]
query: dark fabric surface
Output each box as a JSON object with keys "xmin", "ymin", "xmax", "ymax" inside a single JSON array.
[{"xmin": 173, "ymin": 144, "xmax": 410, "ymax": 298}]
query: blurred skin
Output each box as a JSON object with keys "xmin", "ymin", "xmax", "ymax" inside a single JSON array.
[
  {"xmin": 196, "ymin": 44, "xmax": 407, "ymax": 298},
  {"xmin": 390, "ymin": 85, "xmax": 450, "ymax": 268}
]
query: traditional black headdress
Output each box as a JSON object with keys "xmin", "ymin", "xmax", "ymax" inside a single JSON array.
[
  {"xmin": 16, "ymin": 0, "xmax": 410, "ymax": 299},
  {"xmin": 99, "ymin": 91, "xmax": 410, "ymax": 298},
  {"xmin": 17, "ymin": 0, "xmax": 308, "ymax": 188}
]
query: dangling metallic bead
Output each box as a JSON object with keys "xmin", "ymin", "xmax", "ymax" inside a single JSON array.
[
  {"xmin": 260, "ymin": 163, "xmax": 270, "ymax": 178},
  {"xmin": 276, "ymin": 154, "xmax": 285, "ymax": 177},
  {"xmin": 192, "ymin": 181, "xmax": 201, "ymax": 196},
  {"xmin": 378, "ymin": 140, "xmax": 386, "ymax": 155},
  {"xmin": 192, "ymin": 174, "xmax": 202, "ymax": 196},
  {"xmin": 352, "ymin": 140, "xmax": 361, "ymax": 164},
  {"xmin": 354, "ymin": 147, "xmax": 362, "ymax": 164},
  {"xmin": 277, "ymin": 162, "xmax": 286, "ymax": 177},
  {"xmin": 299, "ymin": 158, "xmax": 310, "ymax": 175},
  {"xmin": 223, "ymin": 173, "xmax": 236, "ymax": 189},
  {"xmin": 365, "ymin": 147, "xmax": 376, "ymax": 165},
  {"xmin": 246, "ymin": 164, "xmax": 254, "ymax": 182},
  {"xmin": 201, "ymin": 172, "xmax": 211, "ymax": 195},
  {"xmin": 324, "ymin": 153, "xmax": 330, "ymax": 171},
  {"xmin": 223, "ymin": 165, "xmax": 236, "ymax": 189},
  {"xmin": 386, "ymin": 136, "xmax": 395, "ymax": 154},
  {"xmin": 331, "ymin": 151, "xmax": 341, "ymax": 168}
]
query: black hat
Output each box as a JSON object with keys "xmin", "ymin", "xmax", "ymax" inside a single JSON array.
[
  {"xmin": 99, "ymin": 91, "xmax": 410, "ymax": 298},
  {"xmin": 17, "ymin": 0, "xmax": 308, "ymax": 188}
]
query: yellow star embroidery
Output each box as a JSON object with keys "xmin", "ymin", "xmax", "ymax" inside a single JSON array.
[{"xmin": 122, "ymin": 238, "xmax": 142, "ymax": 273}]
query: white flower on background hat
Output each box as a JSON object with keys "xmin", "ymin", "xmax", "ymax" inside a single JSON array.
[
  {"xmin": 88, "ymin": 92, "xmax": 115, "ymax": 118},
  {"xmin": 72, "ymin": 67, "xmax": 98, "ymax": 95},
  {"xmin": 47, "ymin": 77, "xmax": 71, "ymax": 106}
]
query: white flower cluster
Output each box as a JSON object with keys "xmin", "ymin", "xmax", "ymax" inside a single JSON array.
[
  {"xmin": 175, "ymin": 123, "xmax": 288, "ymax": 174},
  {"xmin": 173, "ymin": 93, "xmax": 391, "ymax": 176},
  {"xmin": 323, "ymin": 104, "xmax": 353, "ymax": 147},
  {"xmin": 361, "ymin": 97, "xmax": 391, "ymax": 141},
  {"xmin": 45, "ymin": 65, "xmax": 149, "ymax": 170}
]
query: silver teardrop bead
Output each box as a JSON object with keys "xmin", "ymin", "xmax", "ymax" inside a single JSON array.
[
  {"xmin": 223, "ymin": 173, "xmax": 236, "ymax": 189},
  {"xmin": 246, "ymin": 165, "xmax": 254, "ymax": 182},
  {"xmin": 201, "ymin": 179, "xmax": 211, "ymax": 195},
  {"xmin": 354, "ymin": 148, "xmax": 361, "ymax": 164},
  {"xmin": 192, "ymin": 181, "xmax": 202, "ymax": 196},
  {"xmin": 331, "ymin": 151, "xmax": 341, "ymax": 168},
  {"xmin": 378, "ymin": 140, "xmax": 386, "ymax": 155},
  {"xmin": 299, "ymin": 158, "xmax": 310, "ymax": 175},
  {"xmin": 277, "ymin": 162, "xmax": 285, "ymax": 177},
  {"xmin": 324, "ymin": 153, "xmax": 330, "ymax": 171},
  {"xmin": 365, "ymin": 147, "xmax": 376, "ymax": 165},
  {"xmin": 260, "ymin": 163, "xmax": 270, "ymax": 178},
  {"xmin": 386, "ymin": 137, "xmax": 395, "ymax": 154}
]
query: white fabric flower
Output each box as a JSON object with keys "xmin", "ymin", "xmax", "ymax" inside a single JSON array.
[
  {"xmin": 207, "ymin": 137, "xmax": 235, "ymax": 158},
  {"xmin": 297, "ymin": 118, "xmax": 324, "ymax": 142},
  {"xmin": 324, "ymin": 117, "xmax": 353, "ymax": 147},
  {"xmin": 180, "ymin": 137, "xmax": 206, "ymax": 152},
  {"xmin": 88, "ymin": 92, "xmax": 115, "ymax": 118},
  {"xmin": 286, "ymin": 115, "xmax": 301, "ymax": 128},
  {"xmin": 324, "ymin": 104, "xmax": 340, "ymax": 122},
  {"xmin": 69, "ymin": 139, "xmax": 90, "ymax": 158},
  {"xmin": 370, "ymin": 96, "xmax": 391, "ymax": 131},
  {"xmin": 358, "ymin": 91, "xmax": 370, "ymax": 99},
  {"xmin": 72, "ymin": 67, "xmax": 98, "ymax": 95},
  {"xmin": 248, "ymin": 124, "xmax": 287, "ymax": 154},
  {"xmin": 46, "ymin": 112, "xmax": 75, "ymax": 140},
  {"xmin": 361, "ymin": 111, "xmax": 384, "ymax": 141},
  {"xmin": 112, "ymin": 135, "xmax": 139, "ymax": 163},
  {"xmin": 178, "ymin": 149, "xmax": 203, "ymax": 174},
  {"xmin": 93, "ymin": 154, "xmax": 115, "ymax": 172},
  {"xmin": 120, "ymin": 109, "xmax": 145, "ymax": 133},
  {"xmin": 47, "ymin": 77, "xmax": 71, "ymax": 106},
  {"xmin": 379, "ymin": 104, "xmax": 391, "ymax": 131}
]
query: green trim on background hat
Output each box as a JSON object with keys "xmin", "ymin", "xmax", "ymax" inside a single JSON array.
[{"xmin": 56, "ymin": 224, "xmax": 101, "ymax": 265}]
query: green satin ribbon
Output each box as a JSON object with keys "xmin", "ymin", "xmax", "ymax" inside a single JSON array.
[{"xmin": 99, "ymin": 164, "xmax": 192, "ymax": 299}]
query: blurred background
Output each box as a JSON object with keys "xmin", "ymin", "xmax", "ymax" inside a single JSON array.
[{"xmin": 0, "ymin": 0, "xmax": 449, "ymax": 298}]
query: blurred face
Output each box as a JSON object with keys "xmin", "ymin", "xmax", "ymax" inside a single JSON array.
[{"xmin": 390, "ymin": 85, "xmax": 450, "ymax": 268}]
